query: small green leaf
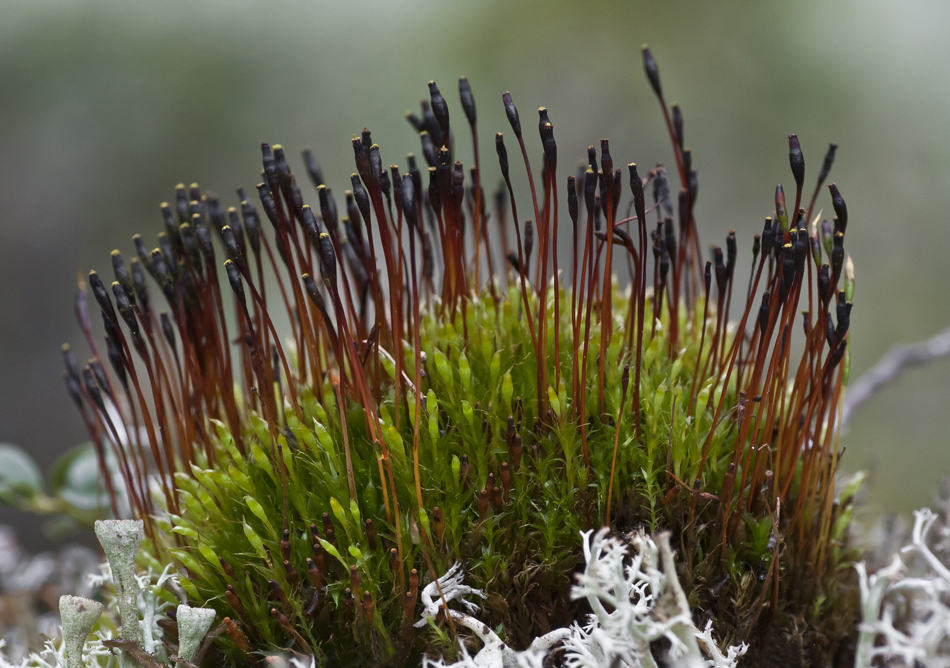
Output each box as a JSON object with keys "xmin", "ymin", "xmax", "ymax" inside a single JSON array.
[
  {"xmin": 330, "ymin": 497, "xmax": 347, "ymax": 529},
  {"xmin": 458, "ymin": 353, "xmax": 471, "ymax": 393},
  {"xmin": 547, "ymin": 387, "xmax": 561, "ymax": 418},
  {"xmin": 198, "ymin": 544, "xmax": 225, "ymax": 575},
  {"xmin": 489, "ymin": 351, "xmax": 501, "ymax": 387},
  {"xmin": 319, "ymin": 538, "xmax": 344, "ymax": 565},
  {"xmin": 242, "ymin": 520, "xmax": 267, "ymax": 561},
  {"xmin": 433, "ymin": 349, "xmax": 452, "ymax": 386},
  {"xmin": 244, "ymin": 495, "xmax": 277, "ymax": 539},
  {"xmin": 502, "ymin": 371, "xmax": 514, "ymax": 414}
]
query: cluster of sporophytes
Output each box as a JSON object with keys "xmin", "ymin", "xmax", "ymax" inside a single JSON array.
[{"xmin": 61, "ymin": 47, "xmax": 860, "ymax": 666}]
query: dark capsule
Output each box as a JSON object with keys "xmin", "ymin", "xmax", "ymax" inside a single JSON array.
[
  {"xmin": 653, "ymin": 166, "xmax": 671, "ymax": 217},
  {"xmin": 261, "ymin": 143, "xmax": 278, "ymax": 192},
  {"xmin": 539, "ymin": 119, "xmax": 557, "ymax": 171},
  {"xmin": 300, "ymin": 205, "xmax": 320, "ymax": 247},
  {"xmin": 428, "ymin": 81, "xmax": 450, "ymax": 148},
  {"xmin": 788, "ymin": 134, "xmax": 805, "ymax": 190},
  {"xmin": 567, "ymin": 175, "xmax": 578, "ymax": 226},
  {"xmin": 88, "ymin": 271, "xmax": 118, "ymax": 327},
  {"xmin": 459, "ymin": 76, "xmax": 476, "ymax": 127},
  {"xmin": 302, "ymin": 274, "xmax": 327, "ymax": 313},
  {"xmin": 495, "ymin": 133, "xmax": 509, "ymax": 179},
  {"xmin": 352, "ymin": 135, "xmax": 372, "ymax": 186},
  {"xmin": 284, "ymin": 560, "xmax": 299, "ymax": 590},
  {"xmin": 225, "ymin": 585, "xmax": 243, "ymax": 615},
  {"xmin": 127, "ymin": 261, "xmax": 149, "ymax": 317},
  {"xmin": 835, "ymin": 291, "xmax": 853, "ymax": 341},
  {"xmin": 775, "ymin": 184, "xmax": 788, "ymax": 231},
  {"xmin": 369, "ymin": 145, "xmax": 383, "ymax": 185},
  {"xmin": 111, "ymin": 250, "xmax": 134, "ymax": 306},
  {"xmin": 829, "ymin": 183, "xmax": 848, "ymax": 234},
  {"xmin": 379, "ymin": 166, "xmax": 391, "ymax": 201},
  {"xmin": 432, "ymin": 506, "xmax": 445, "ymax": 544},
  {"xmin": 159, "ymin": 311, "xmax": 176, "ymax": 353},
  {"xmin": 584, "ymin": 167, "xmax": 597, "ymax": 215},
  {"xmin": 642, "ymin": 46, "xmax": 662, "ymax": 96},
  {"xmin": 818, "ymin": 143, "xmax": 838, "ymax": 186},
  {"xmin": 362, "ymin": 591, "xmax": 375, "ymax": 621},
  {"xmin": 664, "ymin": 216, "xmax": 677, "ymax": 266},
  {"xmin": 726, "ymin": 231, "xmax": 737, "ymax": 276},
  {"xmin": 350, "ymin": 174, "xmax": 372, "ymax": 228},
  {"xmin": 364, "ymin": 519, "xmax": 377, "ymax": 551},
  {"xmin": 348, "ymin": 564, "xmax": 361, "ymax": 597},
  {"xmin": 221, "ymin": 225, "xmax": 244, "ymax": 269},
  {"xmin": 224, "ymin": 260, "xmax": 246, "ymax": 308},
  {"xmin": 502, "ymin": 92, "xmax": 521, "ymax": 137},
  {"xmin": 318, "ymin": 233, "xmax": 338, "ymax": 291},
  {"xmin": 713, "ymin": 246, "xmax": 727, "ymax": 295},
  {"xmin": 239, "ymin": 198, "xmax": 262, "ymax": 256},
  {"xmin": 401, "ymin": 174, "xmax": 417, "ymax": 230},
  {"xmin": 302, "ymin": 149, "xmax": 324, "ymax": 188},
  {"xmin": 511, "ymin": 434, "xmax": 523, "ymax": 472},
  {"xmin": 427, "ymin": 166, "xmax": 441, "ymax": 216},
  {"xmin": 477, "ymin": 489, "xmax": 489, "ymax": 521},
  {"xmin": 112, "ymin": 282, "xmax": 138, "ymax": 337},
  {"xmin": 831, "ymin": 232, "xmax": 845, "ymax": 287},
  {"xmin": 306, "ymin": 557, "xmax": 322, "ymax": 590},
  {"xmin": 780, "ymin": 244, "xmax": 795, "ymax": 303},
  {"xmin": 818, "ymin": 264, "xmax": 832, "ymax": 308},
  {"xmin": 672, "ymin": 103, "xmax": 684, "ymax": 149},
  {"xmin": 195, "ymin": 223, "xmax": 215, "ymax": 269},
  {"xmin": 758, "ymin": 291, "xmax": 771, "ymax": 335},
  {"xmin": 600, "ymin": 139, "xmax": 613, "ymax": 180},
  {"xmin": 255, "ymin": 183, "xmax": 280, "ymax": 231},
  {"xmin": 174, "ymin": 184, "xmax": 189, "ymax": 223},
  {"xmin": 81, "ymin": 367, "xmax": 105, "ymax": 412},
  {"xmin": 104, "ymin": 335, "xmax": 127, "ymax": 390},
  {"xmin": 89, "ymin": 359, "xmax": 110, "ymax": 399},
  {"xmin": 317, "ymin": 185, "xmax": 340, "ymax": 236},
  {"xmin": 656, "ymin": 235, "xmax": 669, "ymax": 283},
  {"xmin": 419, "ymin": 131, "xmax": 437, "ymax": 168},
  {"xmin": 132, "ymin": 234, "xmax": 151, "ymax": 272}
]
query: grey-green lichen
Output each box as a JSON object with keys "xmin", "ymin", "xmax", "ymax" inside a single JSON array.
[
  {"xmin": 174, "ymin": 606, "xmax": 216, "ymax": 663},
  {"xmin": 59, "ymin": 595, "xmax": 104, "ymax": 668},
  {"xmin": 93, "ymin": 520, "xmax": 143, "ymax": 644}
]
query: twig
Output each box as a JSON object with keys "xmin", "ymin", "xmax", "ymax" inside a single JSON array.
[
  {"xmin": 841, "ymin": 323, "xmax": 950, "ymax": 431},
  {"xmin": 102, "ymin": 639, "xmax": 165, "ymax": 668}
]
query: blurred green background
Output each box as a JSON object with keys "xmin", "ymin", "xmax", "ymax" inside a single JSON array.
[{"xmin": 2, "ymin": 0, "xmax": 948, "ymax": 549}]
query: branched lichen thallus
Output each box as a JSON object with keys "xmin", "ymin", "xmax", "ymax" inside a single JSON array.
[{"xmin": 62, "ymin": 46, "xmax": 858, "ymax": 666}]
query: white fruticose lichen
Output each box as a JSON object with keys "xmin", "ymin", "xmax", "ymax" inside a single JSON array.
[
  {"xmin": 11, "ymin": 509, "xmax": 950, "ymax": 668},
  {"xmin": 58, "ymin": 596, "xmax": 103, "ymax": 668},
  {"xmin": 419, "ymin": 528, "xmax": 747, "ymax": 668},
  {"xmin": 174, "ymin": 606, "xmax": 215, "ymax": 663},
  {"xmin": 855, "ymin": 507, "xmax": 950, "ymax": 667}
]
